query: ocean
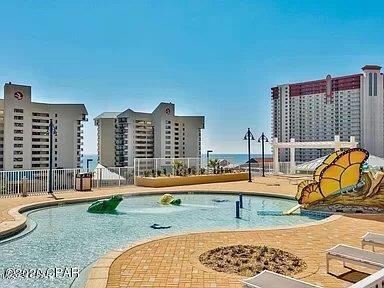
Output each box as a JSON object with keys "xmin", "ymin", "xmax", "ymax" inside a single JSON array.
[{"xmin": 81, "ymin": 153, "xmax": 272, "ymax": 170}]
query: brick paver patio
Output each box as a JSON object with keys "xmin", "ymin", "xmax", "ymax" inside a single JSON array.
[
  {"xmin": 2, "ymin": 176, "xmax": 382, "ymax": 288},
  {"xmin": 105, "ymin": 214, "xmax": 384, "ymax": 288}
]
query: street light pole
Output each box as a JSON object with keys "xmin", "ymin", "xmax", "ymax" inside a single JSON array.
[
  {"xmin": 243, "ymin": 128, "xmax": 255, "ymax": 182},
  {"xmin": 48, "ymin": 119, "xmax": 57, "ymax": 194},
  {"xmin": 257, "ymin": 133, "xmax": 269, "ymax": 177}
]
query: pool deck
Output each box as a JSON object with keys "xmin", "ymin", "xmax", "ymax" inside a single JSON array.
[{"xmin": 1, "ymin": 176, "xmax": 384, "ymax": 288}]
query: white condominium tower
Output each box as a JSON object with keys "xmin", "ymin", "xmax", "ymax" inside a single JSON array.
[
  {"xmin": 0, "ymin": 83, "xmax": 88, "ymax": 170},
  {"xmin": 94, "ymin": 102, "xmax": 205, "ymax": 167},
  {"xmin": 271, "ymin": 65, "xmax": 384, "ymax": 162}
]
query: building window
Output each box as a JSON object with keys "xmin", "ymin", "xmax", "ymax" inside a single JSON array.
[
  {"xmin": 32, "ymin": 112, "xmax": 49, "ymax": 117},
  {"xmin": 14, "ymin": 108, "xmax": 23, "ymax": 113},
  {"xmin": 374, "ymin": 73, "xmax": 378, "ymax": 96},
  {"xmin": 369, "ymin": 73, "xmax": 373, "ymax": 96}
]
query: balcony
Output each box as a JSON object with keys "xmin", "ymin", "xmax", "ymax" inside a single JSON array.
[
  {"xmin": 32, "ymin": 157, "xmax": 49, "ymax": 162},
  {"xmin": 115, "ymin": 156, "xmax": 124, "ymax": 162},
  {"xmin": 32, "ymin": 126, "xmax": 49, "ymax": 131}
]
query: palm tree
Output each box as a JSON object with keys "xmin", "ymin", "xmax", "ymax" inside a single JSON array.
[
  {"xmin": 172, "ymin": 160, "xmax": 185, "ymax": 176},
  {"xmin": 208, "ymin": 159, "xmax": 220, "ymax": 174}
]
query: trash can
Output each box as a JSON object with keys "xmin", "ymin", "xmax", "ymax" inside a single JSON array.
[{"xmin": 75, "ymin": 172, "xmax": 93, "ymax": 191}]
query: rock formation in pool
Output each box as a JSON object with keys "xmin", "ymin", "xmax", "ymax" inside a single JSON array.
[
  {"xmin": 158, "ymin": 193, "xmax": 181, "ymax": 205},
  {"xmin": 87, "ymin": 195, "xmax": 123, "ymax": 214}
]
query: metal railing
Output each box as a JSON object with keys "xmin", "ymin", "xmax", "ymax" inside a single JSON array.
[
  {"xmin": 134, "ymin": 157, "xmax": 206, "ymax": 177},
  {"xmin": 133, "ymin": 157, "xmax": 242, "ymax": 177},
  {"xmin": 0, "ymin": 169, "xmax": 80, "ymax": 197},
  {"xmin": 134, "ymin": 157, "xmax": 306, "ymax": 177},
  {"xmin": 248, "ymin": 162, "xmax": 305, "ymax": 175},
  {"xmin": 0, "ymin": 159, "xmax": 305, "ymax": 197},
  {"xmin": 0, "ymin": 166, "xmax": 134, "ymax": 197},
  {"xmin": 92, "ymin": 167, "xmax": 134, "ymax": 188}
]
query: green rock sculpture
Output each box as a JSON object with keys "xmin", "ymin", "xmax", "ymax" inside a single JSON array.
[{"xmin": 87, "ymin": 195, "xmax": 123, "ymax": 214}]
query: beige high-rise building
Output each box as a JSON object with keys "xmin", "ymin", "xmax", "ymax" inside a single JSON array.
[
  {"xmin": 271, "ymin": 65, "xmax": 384, "ymax": 162},
  {"xmin": 0, "ymin": 83, "xmax": 88, "ymax": 170},
  {"xmin": 94, "ymin": 102, "xmax": 204, "ymax": 167}
]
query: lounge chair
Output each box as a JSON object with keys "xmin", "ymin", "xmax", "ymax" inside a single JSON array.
[
  {"xmin": 241, "ymin": 270, "xmax": 320, "ymax": 288},
  {"xmin": 241, "ymin": 268, "xmax": 384, "ymax": 288},
  {"xmin": 326, "ymin": 244, "xmax": 384, "ymax": 274},
  {"xmin": 362, "ymin": 232, "xmax": 384, "ymax": 252}
]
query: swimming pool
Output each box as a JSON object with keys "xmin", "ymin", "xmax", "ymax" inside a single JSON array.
[{"xmin": 0, "ymin": 193, "xmax": 329, "ymax": 288}]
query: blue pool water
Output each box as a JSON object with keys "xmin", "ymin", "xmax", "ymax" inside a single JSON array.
[{"xmin": 0, "ymin": 193, "xmax": 328, "ymax": 288}]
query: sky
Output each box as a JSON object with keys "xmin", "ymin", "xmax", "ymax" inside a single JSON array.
[{"xmin": 1, "ymin": 0, "xmax": 384, "ymax": 154}]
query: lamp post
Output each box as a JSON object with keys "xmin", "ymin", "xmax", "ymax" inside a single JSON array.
[
  {"xmin": 47, "ymin": 119, "xmax": 57, "ymax": 194},
  {"xmin": 257, "ymin": 132, "xmax": 269, "ymax": 177},
  {"xmin": 206, "ymin": 149, "xmax": 213, "ymax": 169},
  {"xmin": 243, "ymin": 128, "xmax": 255, "ymax": 182},
  {"xmin": 86, "ymin": 159, "xmax": 93, "ymax": 172}
]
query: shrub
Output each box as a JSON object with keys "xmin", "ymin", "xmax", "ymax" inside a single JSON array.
[
  {"xmin": 143, "ymin": 170, "xmax": 150, "ymax": 177},
  {"xmin": 172, "ymin": 160, "xmax": 185, "ymax": 176}
]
